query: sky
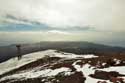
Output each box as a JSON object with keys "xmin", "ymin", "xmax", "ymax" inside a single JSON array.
[{"xmin": 0, "ymin": 0, "xmax": 125, "ymax": 47}]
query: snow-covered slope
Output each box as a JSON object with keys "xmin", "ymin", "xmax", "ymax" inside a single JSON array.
[
  {"xmin": 0, "ymin": 49, "xmax": 125, "ymax": 83},
  {"xmin": 0, "ymin": 49, "xmax": 97, "ymax": 75},
  {"xmin": 0, "ymin": 50, "xmax": 53, "ymax": 75}
]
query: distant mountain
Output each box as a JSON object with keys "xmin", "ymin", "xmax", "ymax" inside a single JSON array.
[{"xmin": 0, "ymin": 41, "xmax": 125, "ymax": 63}]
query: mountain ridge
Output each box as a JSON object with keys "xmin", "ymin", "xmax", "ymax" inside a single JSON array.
[{"xmin": 0, "ymin": 41, "xmax": 125, "ymax": 63}]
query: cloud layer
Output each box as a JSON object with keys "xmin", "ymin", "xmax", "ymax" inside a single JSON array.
[
  {"xmin": 0, "ymin": 31, "xmax": 124, "ymax": 47},
  {"xmin": 0, "ymin": 0, "xmax": 125, "ymax": 31},
  {"xmin": 0, "ymin": 0, "xmax": 125, "ymax": 46}
]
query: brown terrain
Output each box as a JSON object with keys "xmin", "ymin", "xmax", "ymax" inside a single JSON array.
[{"xmin": 0, "ymin": 50, "xmax": 125, "ymax": 83}]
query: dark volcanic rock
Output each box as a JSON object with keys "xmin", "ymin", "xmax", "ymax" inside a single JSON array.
[
  {"xmin": 60, "ymin": 72, "xmax": 86, "ymax": 83},
  {"xmin": 90, "ymin": 70, "xmax": 125, "ymax": 80}
]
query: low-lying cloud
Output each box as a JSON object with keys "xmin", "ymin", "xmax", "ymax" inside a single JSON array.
[{"xmin": 0, "ymin": 31, "xmax": 125, "ymax": 47}]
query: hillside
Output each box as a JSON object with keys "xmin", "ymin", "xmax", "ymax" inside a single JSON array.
[
  {"xmin": 0, "ymin": 41, "xmax": 125, "ymax": 63},
  {"xmin": 0, "ymin": 50, "xmax": 125, "ymax": 83}
]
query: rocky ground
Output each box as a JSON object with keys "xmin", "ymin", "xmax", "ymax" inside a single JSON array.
[{"xmin": 0, "ymin": 50, "xmax": 125, "ymax": 83}]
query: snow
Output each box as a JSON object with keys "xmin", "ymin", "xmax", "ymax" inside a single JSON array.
[
  {"xmin": 0, "ymin": 49, "xmax": 125, "ymax": 83},
  {"xmin": 45, "ymin": 67, "xmax": 72, "ymax": 76},
  {"xmin": 113, "ymin": 58, "xmax": 121, "ymax": 65},
  {"xmin": 102, "ymin": 63, "xmax": 107, "ymax": 66},
  {"xmin": 72, "ymin": 60, "xmax": 110, "ymax": 83},
  {"xmin": 72, "ymin": 60, "xmax": 125, "ymax": 83},
  {"xmin": 52, "ymin": 52, "xmax": 98, "ymax": 59},
  {"xmin": 0, "ymin": 67, "xmax": 72, "ymax": 82},
  {"xmin": 99, "ymin": 66, "xmax": 125, "ymax": 74},
  {"xmin": 0, "ymin": 49, "xmax": 97, "ymax": 75},
  {"xmin": 0, "ymin": 50, "xmax": 56, "ymax": 75}
]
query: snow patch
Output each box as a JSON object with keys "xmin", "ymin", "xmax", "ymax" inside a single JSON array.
[
  {"xmin": 0, "ymin": 67, "xmax": 72, "ymax": 82},
  {"xmin": 52, "ymin": 51, "xmax": 98, "ymax": 59},
  {"xmin": 99, "ymin": 66, "xmax": 125, "ymax": 75},
  {"xmin": 72, "ymin": 60, "xmax": 110, "ymax": 83}
]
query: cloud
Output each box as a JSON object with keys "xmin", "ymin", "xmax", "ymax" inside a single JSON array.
[
  {"xmin": 0, "ymin": 31, "xmax": 125, "ymax": 46},
  {"xmin": 0, "ymin": 0, "xmax": 125, "ymax": 31},
  {"xmin": 46, "ymin": 30, "xmax": 70, "ymax": 35}
]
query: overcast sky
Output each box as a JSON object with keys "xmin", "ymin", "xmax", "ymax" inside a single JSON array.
[{"xmin": 0, "ymin": 0, "xmax": 125, "ymax": 46}]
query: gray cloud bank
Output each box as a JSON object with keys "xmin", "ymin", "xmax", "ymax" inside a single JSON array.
[
  {"xmin": 0, "ymin": 0, "xmax": 125, "ymax": 31},
  {"xmin": 0, "ymin": 31, "xmax": 125, "ymax": 47}
]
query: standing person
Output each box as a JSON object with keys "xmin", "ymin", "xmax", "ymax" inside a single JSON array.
[{"xmin": 16, "ymin": 44, "xmax": 22, "ymax": 60}]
